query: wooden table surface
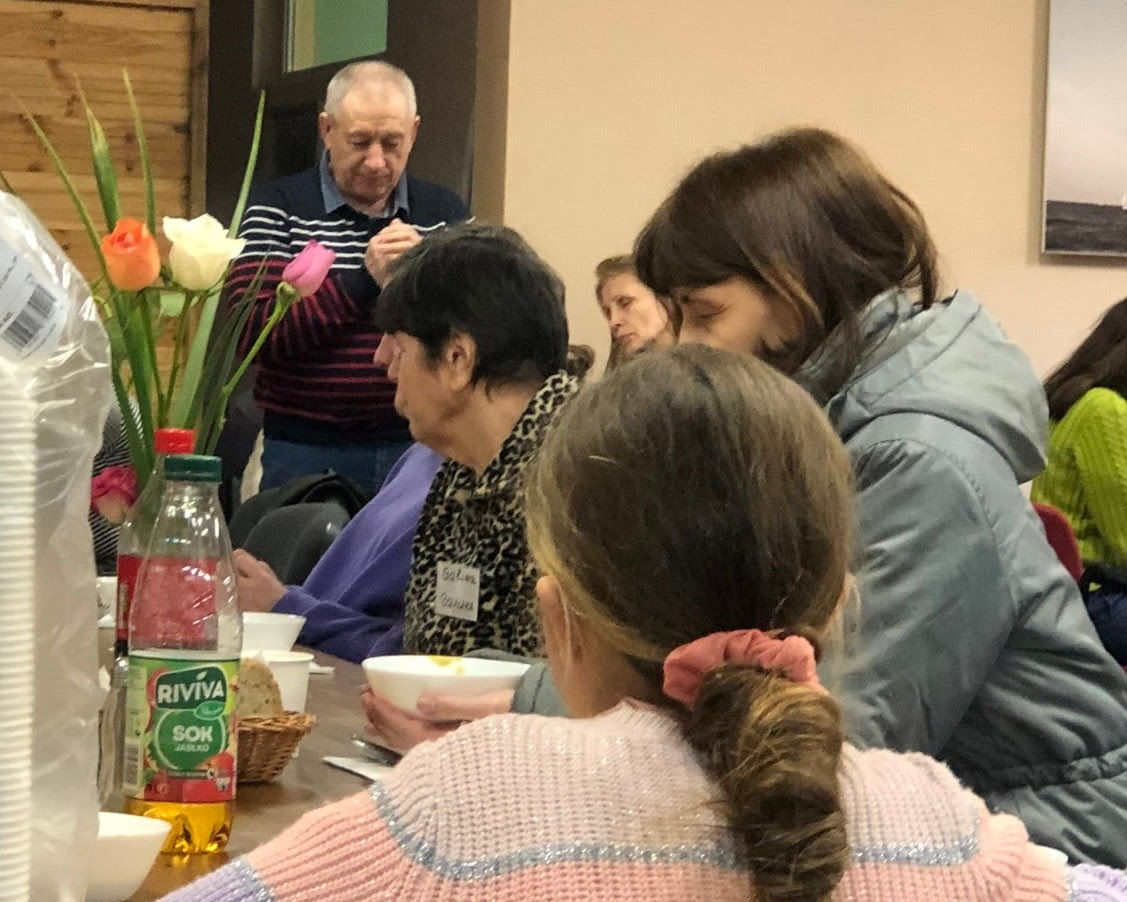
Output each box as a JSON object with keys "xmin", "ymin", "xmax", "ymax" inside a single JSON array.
[{"xmin": 129, "ymin": 649, "xmax": 372, "ymax": 900}]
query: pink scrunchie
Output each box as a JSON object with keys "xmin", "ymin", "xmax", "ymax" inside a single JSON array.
[{"xmin": 662, "ymin": 629, "xmax": 827, "ymax": 707}]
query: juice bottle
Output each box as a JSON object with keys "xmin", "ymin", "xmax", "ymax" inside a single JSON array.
[
  {"xmin": 99, "ymin": 427, "xmax": 195, "ymax": 809},
  {"xmin": 123, "ymin": 454, "xmax": 242, "ymax": 854},
  {"xmin": 115, "ymin": 427, "xmax": 197, "ymax": 655}
]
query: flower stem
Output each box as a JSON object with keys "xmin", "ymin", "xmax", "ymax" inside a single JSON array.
[
  {"xmin": 109, "ymin": 290, "xmax": 155, "ymax": 468},
  {"xmin": 163, "ymin": 291, "xmax": 195, "ymax": 424},
  {"xmin": 221, "ymin": 285, "xmax": 296, "ymax": 400},
  {"xmin": 111, "ymin": 367, "xmax": 151, "ymax": 489},
  {"xmin": 202, "ymin": 285, "xmax": 295, "ymax": 453},
  {"xmin": 138, "ymin": 288, "xmax": 165, "ymax": 424}
]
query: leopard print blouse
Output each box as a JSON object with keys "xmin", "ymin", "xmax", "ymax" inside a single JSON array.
[{"xmin": 402, "ymin": 372, "xmax": 579, "ymax": 656}]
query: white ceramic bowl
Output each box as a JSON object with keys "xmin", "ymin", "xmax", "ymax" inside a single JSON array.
[
  {"xmin": 242, "ymin": 611, "xmax": 306, "ymax": 652},
  {"xmin": 362, "ymin": 655, "xmax": 531, "ymax": 713},
  {"xmin": 86, "ymin": 811, "xmax": 170, "ymax": 902}
]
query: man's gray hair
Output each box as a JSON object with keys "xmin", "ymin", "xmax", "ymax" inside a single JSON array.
[{"xmin": 323, "ymin": 60, "xmax": 417, "ymax": 118}]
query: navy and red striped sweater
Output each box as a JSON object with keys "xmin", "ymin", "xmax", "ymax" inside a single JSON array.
[{"xmin": 226, "ymin": 167, "xmax": 468, "ymax": 443}]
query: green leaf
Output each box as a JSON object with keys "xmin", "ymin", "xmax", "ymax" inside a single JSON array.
[
  {"xmin": 162, "ymin": 290, "xmax": 196, "ymax": 423},
  {"xmin": 123, "ymin": 70, "xmax": 156, "ymax": 236},
  {"xmin": 182, "ymin": 257, "xmax": 267, "ymax": 442},
  {"xmin": 136, "ymin": 288, "xmax": 165, "ymax": 424},
  {"xmin": 168, "ymin": 288, "xmax": 219, "ymax": 427},
  {"xmin": 111, "ymin": 368, "xmax": 151, "ymax": 489},
  {"xmin": 18, "ymin": 100, "xmax": 112, "ymax": 287},
  {"xmin": 158, "ymin": 290, "xmax": 194, "ymax": 317},
  {"xmin": 112, "ymin": 290, "xmax": 158, "ymax": 451},
  {"xmin": 194, "ymin": 261, "xmax": 269, "ymax": 451},
  {"xmin": 228, "ymin": 91, "xmax": 266, "ymax": 239},
  {"xmin": 195, "ymin": 699, "xmax": 224, "ymax": 721},
  {"xmin": 100, "ymin": 305, "xmax": 129, "ymax": 361},
  {"xmin": 78, "ymin": 82, "xmax": 122, "ymax": 232}
]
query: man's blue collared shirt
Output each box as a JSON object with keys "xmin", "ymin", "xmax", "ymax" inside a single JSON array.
[{"xmin": 318, "ymin": 151, "xmax": 410, "ymax": 218}]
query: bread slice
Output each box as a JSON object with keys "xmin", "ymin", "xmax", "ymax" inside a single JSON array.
[{"xmin": 237, "ymin": 657, "xmax": 284, "ymax": 718}]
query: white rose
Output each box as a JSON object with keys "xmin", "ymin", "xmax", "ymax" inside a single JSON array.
[{"xmin": 162, "ymin": 215, "xmax": 246, "ymax": 290}]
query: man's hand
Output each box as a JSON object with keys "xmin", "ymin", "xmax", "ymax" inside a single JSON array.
[
  {"xmin": 359, "ymin": 687, "xmax": 515, "ymax": 753},
  {"xmin": 232, "ymin": 549, "xmax": 286, "ymax": 613},
  {"xmin": 364, "ymin": 218, "xmax": 422, "ymax": 287}
]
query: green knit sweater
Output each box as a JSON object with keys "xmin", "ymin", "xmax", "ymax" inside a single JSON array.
[{"xmin": 1031, "ymin": 387, "xmax": 1127, "ymax": 567}]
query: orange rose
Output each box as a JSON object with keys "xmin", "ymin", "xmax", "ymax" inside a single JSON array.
[{"xmin": 101, "ymin": 218, "xmax": 160, "ymax": 291}]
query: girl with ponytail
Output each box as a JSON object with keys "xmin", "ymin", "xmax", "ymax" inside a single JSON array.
[{"xmin": 165, "ymin": 345, "xmax": 1123, "ymax": 901}]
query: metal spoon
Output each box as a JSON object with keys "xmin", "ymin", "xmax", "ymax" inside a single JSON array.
[{"xmin": 350, "ymin": 735, "xmax": 402, "ymax": 766}]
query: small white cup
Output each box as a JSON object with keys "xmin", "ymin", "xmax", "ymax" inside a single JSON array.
[
  {"xmin": 260, "ymin": 650, "xmax": 313, "ymax": 712},
  {"xmin": 242, "ymin": 612, "xmax": 305, "ymax": 652}
]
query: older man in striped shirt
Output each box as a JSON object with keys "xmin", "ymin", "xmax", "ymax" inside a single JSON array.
[{"xmin": 225, "ymin": 60, "xmax": 468, "ymax": 498}]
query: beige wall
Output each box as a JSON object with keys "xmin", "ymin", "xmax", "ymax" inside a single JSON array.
[{"xmin": 500, "ymin": 0, "xmax": 1127, "ymax": 376}]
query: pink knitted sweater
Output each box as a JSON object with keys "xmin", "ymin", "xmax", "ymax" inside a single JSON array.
[{"xmin": 163, "ymin": 702, "xmax": 1114, "ymax": 900}]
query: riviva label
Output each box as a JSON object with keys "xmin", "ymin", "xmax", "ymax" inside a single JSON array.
[{"xmin": 123, "ymin": 655, "xmax": 238, "ymax": 803}]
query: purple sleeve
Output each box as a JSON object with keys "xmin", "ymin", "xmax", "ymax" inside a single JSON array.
[
  {"xmin": 272, "ymin": 444, "xmax": 443, "ymax": 663},
  {"xmin": 367, "ymin": 620, "xmax": 404, "ymax": 658},
  {"xmin": 1069, "ymin": 863, "xmax": 1127, "ymax": 900},
  {"xmin": 274, "ymin": 585, "xmax": 405, "ymax": 663},
  {"xmin": 160, "ymin": 857, "xmax": 267, "ymax": 901}
]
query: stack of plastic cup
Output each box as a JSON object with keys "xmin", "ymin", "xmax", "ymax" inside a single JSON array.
[
  {"xmin": 0, "ymin": 190, "xmax": 107, "ymax": 899},
  {"xmin": 0, "ymin": 375, "xmax": 35, "ymax": 902}
]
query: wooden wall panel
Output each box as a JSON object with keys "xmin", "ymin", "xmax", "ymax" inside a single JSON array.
[
  {"xmin": 0, "ymin": 0, "xmax": 208, "ymax": 380},
  {"xmin": 0, "ymin": 0, "xmax": 203, "ymax": 289}
]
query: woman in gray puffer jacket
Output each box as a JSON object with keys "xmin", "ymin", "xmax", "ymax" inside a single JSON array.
[{"xmin": 623, "ymin": 126, "xmax": 1127, "ymax": 867}]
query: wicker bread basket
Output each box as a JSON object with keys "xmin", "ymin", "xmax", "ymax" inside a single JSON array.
[{"xmin": 237, "ymin": 712, "xmax": 316, "ymax": 783}]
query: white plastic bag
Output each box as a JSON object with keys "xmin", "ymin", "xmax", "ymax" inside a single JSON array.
[{"xmin": 0, "ymin": 192, "xmax": 110, "ymax": 901}]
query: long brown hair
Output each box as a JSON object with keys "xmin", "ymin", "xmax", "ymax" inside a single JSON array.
[
  {"xmin": 1044, "ymin": 297, "xmax": 1127, "ymax": 420},
  {"xmin": 525, "ymin": 345, "xmax": 853, "ymax": 902},
  {"xmin": 634, "ymin": 127, "xmax": 938, "ymax": 387}
]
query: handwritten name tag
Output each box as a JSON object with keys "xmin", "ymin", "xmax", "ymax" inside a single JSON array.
[{"xmin": 435, "ymin": 561, "xmax": 480, "ymax": 622}]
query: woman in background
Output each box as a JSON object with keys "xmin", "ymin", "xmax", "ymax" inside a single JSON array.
[
  {"xmin": 1032, "ymin": 298, "xmax": 1127, "ymax": 568},
  {"xmin": 163, "ymin": 346, "xmax": 1124, "ymax": 901},
  {"xmin": 595, "ymin": 254, "xmax": 676, "ymax": 370},
  {"xmin": 1031, "ymin": 297, "xmax": 1127, "ymax": 664}
]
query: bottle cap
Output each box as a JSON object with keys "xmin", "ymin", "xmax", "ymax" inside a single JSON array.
[
  {"xmin": 154, "ymin": 428, "xmax": 196, "ymax": 455},
  {"xmin": 163, "ymin": 454, "xmax": 221, "ymax": 483}
]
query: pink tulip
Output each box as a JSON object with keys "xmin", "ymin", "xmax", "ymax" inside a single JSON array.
[{"xmin": 282, "ymin": 241, "xmax": 336, "ymax": 298}]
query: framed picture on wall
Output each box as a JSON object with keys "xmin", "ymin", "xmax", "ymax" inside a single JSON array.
[{"xmin": 1042, "ymin": 0, "xmax": 1127, "ymax": 256}]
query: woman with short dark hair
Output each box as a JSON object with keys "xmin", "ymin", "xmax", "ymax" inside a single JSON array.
[{"xmin": 371, "ymin": 224, "xmax": 576, "ymax": 659}]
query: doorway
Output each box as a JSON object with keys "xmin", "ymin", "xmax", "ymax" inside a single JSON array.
[{"xmin": 206, "ymin": 0, "xmax": 478, "ymax": 223}]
